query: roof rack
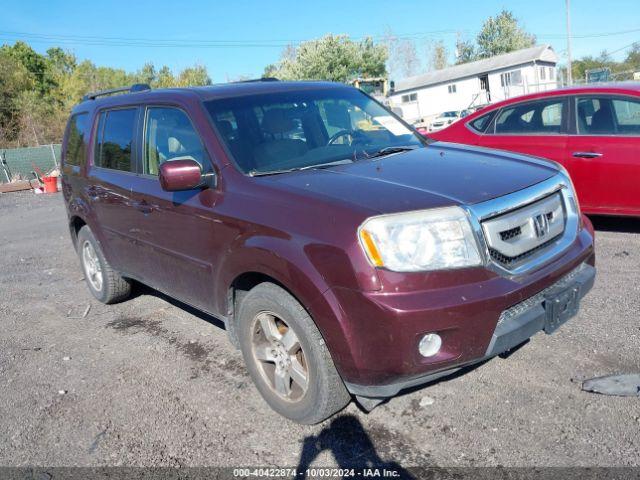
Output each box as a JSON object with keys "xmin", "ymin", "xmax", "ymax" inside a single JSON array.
[
  {"xmin": 82, "ymin": 83, "xmax": 151, "ymax": 102},
  {"xmin": 235, "ymin": 77, "xmax": 280, "ymax": 83}
]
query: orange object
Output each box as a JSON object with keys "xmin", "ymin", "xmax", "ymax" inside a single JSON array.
[{"xmin": 42, "ymin": 176, "xmax": 58, "ymax": 193}]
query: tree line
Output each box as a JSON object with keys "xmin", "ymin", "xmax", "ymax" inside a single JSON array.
[{"xmin": 0, "ymin": 41, "xmax": 212, "ymax": 148}]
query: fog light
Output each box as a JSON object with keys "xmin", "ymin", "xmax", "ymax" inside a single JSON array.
[{"xmin": 418, "ymin": 333, "xmax": 442, "ymax": 358}]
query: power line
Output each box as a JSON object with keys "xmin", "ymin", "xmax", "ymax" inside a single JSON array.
[{"xmin": 0, "ymin": 27, "xmax": 639, "ymax": 49}]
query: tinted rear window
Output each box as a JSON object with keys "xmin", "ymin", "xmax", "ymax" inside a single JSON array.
[
  {"xmin": 64, "ymin": 113, "xmax": 89, "ymax": 166},
  {"xmin": 468, "ymin": 112, "xmax": 494, "ymax": 133},
  {"xmin": 94, "ymin": 108, "xmax": 137, "ymax": 171}
]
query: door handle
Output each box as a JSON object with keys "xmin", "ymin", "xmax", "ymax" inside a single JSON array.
[{"xmin": 572, "ymin": 151, "xmax": 603, "ymax": 159}]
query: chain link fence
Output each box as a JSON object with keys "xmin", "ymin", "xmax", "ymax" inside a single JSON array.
[{"xmin": 0, "ymin": 144, "xmax": 61, "ymax": 183}]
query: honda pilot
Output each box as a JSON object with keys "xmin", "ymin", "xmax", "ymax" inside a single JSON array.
[{"xmin": 61, "ymin": 80, "xmax": 596, "ymax": 424}]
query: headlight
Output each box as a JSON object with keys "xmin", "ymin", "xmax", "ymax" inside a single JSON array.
[
  {"xmin": 554, "ymin": 164, "xmax": 581, "ymax": 217},
  {"xmin": 358, "ymin": 206, "xmax": 482, "ymax": 272}
]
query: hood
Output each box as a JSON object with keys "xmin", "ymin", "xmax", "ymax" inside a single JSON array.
[{"xmin": 260, "ymin": 142, "xmax": 559, "ymax": 215}]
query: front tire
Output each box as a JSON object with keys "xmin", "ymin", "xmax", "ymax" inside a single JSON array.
[
  {"xmin": 237, "ymin": 283, "xmax": 350, "ymax": 424},
  {"xmin": 77, "ymin": 226, "xmax": 131, "ymax": 304}
]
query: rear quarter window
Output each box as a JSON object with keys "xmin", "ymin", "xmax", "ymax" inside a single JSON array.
[
  {"xmin": 468, "ymin": 112, "xmax": 495, "ymax": 133},
  {"xmin": 64, "ymin": 113, "xmax": 89, "ymax": 166}
]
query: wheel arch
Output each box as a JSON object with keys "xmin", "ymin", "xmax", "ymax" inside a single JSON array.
[
  {"xmin": 68, "ymin": 215, "xmax": 87, "ymax": 250},
  {"xmin": 218, "ymin": 238, "xmax": 357, "ymax": 381}
]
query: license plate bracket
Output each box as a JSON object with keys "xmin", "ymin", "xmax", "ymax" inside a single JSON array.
[{"xmin": 544, "ymin": 284, "xmax": 580, "ymax": 334}]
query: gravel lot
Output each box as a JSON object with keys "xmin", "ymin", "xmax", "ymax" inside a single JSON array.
[{"xmin": 0, "ymin": 191, "xmax": 638, "ymax": 469}]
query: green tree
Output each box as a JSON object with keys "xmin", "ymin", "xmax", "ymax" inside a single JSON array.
[
  {"xmin": 0, "ymin": 51, "xmax": 33, "ymax": 143},
  {"xmin": 428, "ymin": 40, "xmax": 449, "ymax": 71},
  {"xmin": 0, "ymin": 41, "xmax": 55, "ymax": 95},
  {"xmin": 175, "ymin": 65, "xmax": 211, "ymax": 86},
  {"xmin": 475, "ymin": 10, "xmax": 536, "ymax": 59},
  {"xmin": 136, "ymin": 62, "xmax": 157, "ymax": 85},
  {"xmin": 455, "ymin": 36, "xmax": 476, "ymax": 65},
  {"xmin": 624, "ymin": 42, "xmax": 640, "ymax": 70},
  {"xmin": 267, "ymin": 34, "xmax": 387, "ymax": 82},
  {"xmin": 46, "ymin": 47, "xmax": 77, "ymax": 76},
  {"xmin": 155, "ymin": 66, "xmax": 176, "ymax": 88}
]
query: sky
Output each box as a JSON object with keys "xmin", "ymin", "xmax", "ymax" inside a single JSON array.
[{"xmin": 2, "ymin": 0, "xmax": 639, "ymax": 81}]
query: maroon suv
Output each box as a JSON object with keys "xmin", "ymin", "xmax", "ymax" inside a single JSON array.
[{"xmin": 61, "ymin": 80, "xmax": 595, "ymax": 424}]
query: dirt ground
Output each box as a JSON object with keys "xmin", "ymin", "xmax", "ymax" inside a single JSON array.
[{"xmin": 0, "ymin": 191, "xmax": 638, "ymax": 468}]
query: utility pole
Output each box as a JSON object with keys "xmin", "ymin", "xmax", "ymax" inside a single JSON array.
[{"xmin": 566, "ymin": 0, "xmax": 573, "ymax": 85}]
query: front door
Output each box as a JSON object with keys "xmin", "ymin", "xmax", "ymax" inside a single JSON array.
[
  {"xmin": 128, "ymin": 105, "xmax": 221, "ymax": 311},
  {"xmin": 566, "ymin": 95, "xmax": 640, "ymax": 215}
]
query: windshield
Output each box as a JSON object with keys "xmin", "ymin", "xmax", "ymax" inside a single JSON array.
[
  {"xmin": 442, "ymin": 111, "xmax": 459, "ymax": 118},
  {"xmin": 204, "ymin": 87, "xmax": 424, "ymax": 174}
]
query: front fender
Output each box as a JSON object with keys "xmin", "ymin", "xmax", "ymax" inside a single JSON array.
[{"xmin": 215, "ymin": 233, "xmax": 359, "ymax": 382}]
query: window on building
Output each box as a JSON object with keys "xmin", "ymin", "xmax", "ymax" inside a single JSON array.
[
  {"xmin": 549, "ymin": 67, "xmax": 555, "ymax": 80},
  {"xmin": 501, "ymin": 69, "xmax": 523, "ymax": 87},
  {"xmin": 494, "ymin": 99, "xmax": 565, "ymax": 134},
  {"xmin": 64, "ymin": 113, "xmax": 89, "ymax": 166},
  {"xmin": 144, "ymin": 107, "xmax": 208, "ymax": 175},
  {"xmin": 510, "ymin": 69, "xmax": 522, "ymax": 85},
  {"xmin": 540, "ymin": 66, "xmax": 546, "ymax": 80},
  {"xmin": 401, "ymin": 93, "xmax": 418, "ymax": 103},
  {"xmin": 94, "ymin": 108, "xmax": 137, "ymax": 172},
  {"xmin": 447, "ymin": 84, "xmax": 457, "ymax": 94}
]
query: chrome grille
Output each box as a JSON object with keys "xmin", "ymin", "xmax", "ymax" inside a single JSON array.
[{"xmin": 481, "ymin": 192, "xmax": 566, "ymax": 269}]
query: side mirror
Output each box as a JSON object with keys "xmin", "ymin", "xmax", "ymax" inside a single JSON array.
[{"xmin": 159, "ymin": 158, "xmax": 211, "ymax": 191}]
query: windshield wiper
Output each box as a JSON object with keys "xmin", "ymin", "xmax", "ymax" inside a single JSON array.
[
  {"xmin": 367, "ymin": 146, "xmax": 419, "ymax": 159},
  {"xmin": 299, "ymin": 159, "xmax": 354, "ymax": 170},
  {"xmin": 249, "ymin": 168, "xmax": 300, "ymax": 177},
  {"xmin": 250, "ymin": 159, "xmax": 354, "ymax": 176}
]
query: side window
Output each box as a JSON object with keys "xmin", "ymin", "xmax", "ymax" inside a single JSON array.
[
  {"xmin": 576, "ymin": 97, "xmax": 615, "ymax": 135},
  {"xmin": 468, "ymin": 112, "xmax": 495, "ymax": 133},
  {"xmin": 494, "ymin": 99, "xmax": 564, "ymax": 134},
  {"xmin": 94, "ymin": 108, "xmax": 136, "ymax": 171},
  {"xmin": 612, "ymin": 98, "xmax": 640, "ymax": 135},
  {"xmin": 64, "ymin": 113, "xmax": 89, "ymax": 166},
  {"xmin": 144, "ymin": 107, "xmax": 207, "ymax": 175}
]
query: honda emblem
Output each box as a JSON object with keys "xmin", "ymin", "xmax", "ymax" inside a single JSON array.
[{"xmin": 533, "ymin": 213, "xmax": 550, "ymax": 238}]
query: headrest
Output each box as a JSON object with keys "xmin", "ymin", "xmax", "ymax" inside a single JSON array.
[
  {"xmin": 261, "ymin": 108, "xmax": 295, "ymax": 135},
  {"xmin": 168, "ymin": 137, "xmax": 185, "ymax": 154},
  {"xmin": 216, "ymin": 120, "xmax": 233, "ymax": 137}
]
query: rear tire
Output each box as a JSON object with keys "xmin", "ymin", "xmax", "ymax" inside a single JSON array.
[
  {"xmin": 77, "ymin": 226, "xmax": 131, "ymax": 304},
  {"xmin": 237, "ymin": 282, "xmax": 350, "ymax": 424}
]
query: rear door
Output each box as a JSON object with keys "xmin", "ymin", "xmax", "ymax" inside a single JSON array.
[
  {"xmin": 87, "ymin": 107, "xmax": 141, "ymax": 274},
  {"xmin": 566, "ymin": 94, "xmax": 640, "ymax": 215},
  {"xmin": 127, "ymin": 105, "xmax": 220, "ymax": 310},
  {"xmin": 477, "ymin": 97, "xmax": 569, "ymax": 164}
]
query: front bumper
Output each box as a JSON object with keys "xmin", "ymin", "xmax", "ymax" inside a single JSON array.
[
  {"xmin": 343, "ymin": 262, "xmax": 595, "ymax": 398},
  {"xmin": 342, "ymin": 261, "xmax": 595, "ymax": 398}
]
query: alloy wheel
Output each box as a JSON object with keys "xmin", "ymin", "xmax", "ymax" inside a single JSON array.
[
  {"xmin": 82, "ymin": 240, "xmax": 103, "ymax": 292},
  {"xmin": 251, "ymin": 311, "xmax": 309, "ymax": 401}
]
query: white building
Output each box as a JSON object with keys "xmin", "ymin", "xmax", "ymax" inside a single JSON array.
[{"xmin": 389, "ymin": 45, "xmax": 559, "ymax": 124}]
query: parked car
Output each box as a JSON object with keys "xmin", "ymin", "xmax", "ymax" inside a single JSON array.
[
  {"xmin": 428, "ymin": 110, "xmax": 470, "ymax": 132},
  {"xmin": 61, "ymin": 80, "xmax": 595, "ymax": 424},
  {"xmin": 428, "ymin": 84, "xmax": 640, "ymax": 217}
]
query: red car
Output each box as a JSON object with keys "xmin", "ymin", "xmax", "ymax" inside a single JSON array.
[{"xmin": 429, "ymin": 84, "xmax": 640, "ymax": 217}]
